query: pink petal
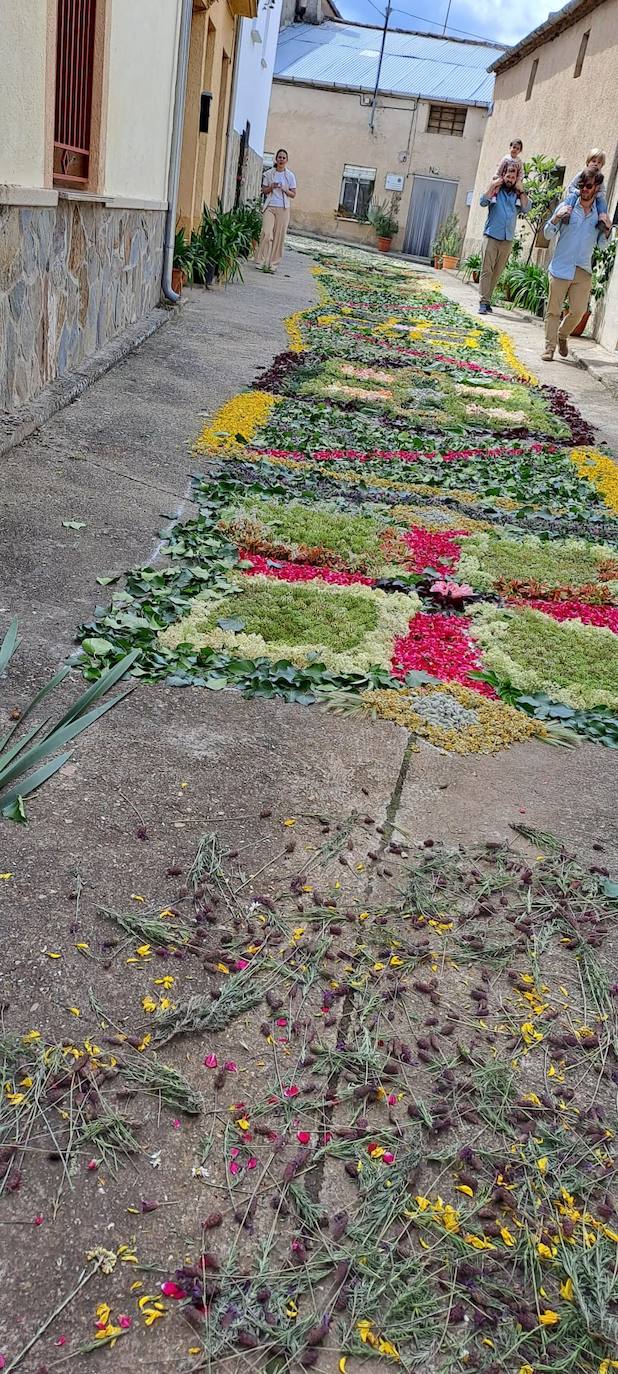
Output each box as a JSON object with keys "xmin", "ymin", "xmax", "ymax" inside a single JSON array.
[
  {"xmin": 87, "ymin": 1158, "xmax": 98, "ymax": 1170},
  {"xmin": 230, "ymin": 1146, "xmax": 240, "ymax": 1158},
  {"xmin": 235, "ymin": 959, "xmax": 249, "ymax": 971},
  {"xmin": 204, "ymin": 1053, "xmax": 218, "ymax": 1069},
  {"xmin": 55, "ymin": 1336, "xmax": 67, "ymax": 1346},
  {"xmin": 246, "ymin": 1157, "xmax": 258, "ymax": 1169},
  {"xmin": 172, "ymin": 1118, "xmax": 181, "ymax": 1129},
  {"xmin": 297, "ymin": 1130, "xmax": 311, "ymax": 1144},
  {"xmin": 224, "ymin": 1060, "xmax": 237, "ymax": 1073},
  {"xmin": 161, "ymin": 1281, "xmax": 184, "ymax": 1299},
  {"xmin": 118, "ymin": 1314, "xmax": 133, "ymax": 1329},
  {"xmin": 276, "ymin": 1017, "xmax": 288, "ymax": 1027},
  {"xmin": 382, "ymin": 1152, "xmax": 395, "ymax": 1164},
  {"xmin": 34, "ymin": 1214, "xmax": 44, "ymax": 1226},
  {"xmin": 284, "ymin": 1085, "xmax": 299, "ymax": 1099},
  {"xmin": 229, "ymin": 1161, "xmax": 240, "ymax": 1175},
  {"xmin": 387, "ymin": 1094, "xmax": 397, "ymax": 1106}
]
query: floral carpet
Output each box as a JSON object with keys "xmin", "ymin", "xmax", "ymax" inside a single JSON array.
[{"xmin": 79, "ymin": 244, "xmax": 618, "ymax": 751}]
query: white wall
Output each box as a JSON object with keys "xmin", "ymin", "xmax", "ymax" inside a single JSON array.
[
  {"xmin": 232, "ymin": 0, "xmax": 283, "ymax": 155},
  {"xmin": 104, "ymin": 0, "xmax": 181, "ymax": 202},
  {"xmin": 0, "ymin": 0, "xmax": 48, "ymax": 187}
]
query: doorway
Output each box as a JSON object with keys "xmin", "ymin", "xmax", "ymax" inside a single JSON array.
[{"xmin": 404, "ymin": 176, "xmax": 458, "ymax": 258}]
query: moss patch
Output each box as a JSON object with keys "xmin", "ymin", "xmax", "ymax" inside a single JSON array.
[
  {"xmin": 472, "ymin": 604, "xmax": 618, "ymax": 710},
  {"xmin": 459, "ymin": 532, "xmax": 618, "ymax": 596},
  {"xmin": 198, "ymin": 579, "xmax": 379, "ymax": 651},
  {"xmin": 220, "ymin": 496, "xmax": 398, "ymax": 573}
]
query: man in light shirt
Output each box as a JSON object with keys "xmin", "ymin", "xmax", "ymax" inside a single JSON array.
[
  {"xmin": 254, "ymin": 149, "xmax": 297, "ymax": 273},
  {"xmin": 542, "ymin": 169, "xmax": 610, "ymax": 360}
]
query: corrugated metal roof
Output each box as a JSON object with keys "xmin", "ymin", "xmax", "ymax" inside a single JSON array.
[{"xmin": 274, "ymin": 21, "xmax": 502, "ymax": 105}]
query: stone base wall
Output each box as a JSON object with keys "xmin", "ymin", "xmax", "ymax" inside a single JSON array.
[{"xmin": 0, "ymin": 201, "xmax": 165, "ymax": 412}]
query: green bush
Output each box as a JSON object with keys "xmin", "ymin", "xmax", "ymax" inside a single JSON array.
[
  {"xmin": 497, "ymin": 259, "xmax": 549, "ymax": 316},
  {"xmin": 175, "ymin": 200, "xmax": 264, "ymax": 288}
]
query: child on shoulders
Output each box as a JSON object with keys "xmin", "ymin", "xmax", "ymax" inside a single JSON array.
[
  {"xmin": 491, "ymin": 139, "xmax": 525, "ymax": 204},
  {"xmin": 565, "ymin": 149, "xmax": 612, "ymax": 230}
]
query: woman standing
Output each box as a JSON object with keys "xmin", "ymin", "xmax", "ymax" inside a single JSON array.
[{"xmin": 255, "ymin": 149, "xmax": 297, "ymax": 273}]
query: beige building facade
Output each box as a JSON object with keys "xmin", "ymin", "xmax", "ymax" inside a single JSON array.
[
  {"xmin": 462, "ymin": 0, "xmax": 618, "ymax": 350},
  {"xmin": 266, "ymin": 83, "xmax": 490, "ymax": 254},
  {"xmin": 265, "ymin": 21, "xmax": 502, "ymax": 257},
  {"xmin": 0, "ymin": 0, "xmax": 182, "ymax": 411}
]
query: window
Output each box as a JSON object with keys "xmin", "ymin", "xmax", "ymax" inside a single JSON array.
[
  {"xmin": 339, "ymin": 164, "xmax": 376, "ymax": 219},
  {"xmin": 525, "ymin": 57, "xmax": 539, "ymax": 100},
  {"xmin": 427, "ymin": 104, "xmax": 466, "ymax": 137},
  {"xmin": 54, "ymin": 0, "xmax": 97, "ymax": 187},
  {"xmin": 574, "ymin": 29, "xmax": 590, "ymax": 77}
]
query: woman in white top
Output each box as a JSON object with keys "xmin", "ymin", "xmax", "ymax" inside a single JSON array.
[{"xmin": 255, "ymin": 149, "xmax": 297, "ymax": 272}]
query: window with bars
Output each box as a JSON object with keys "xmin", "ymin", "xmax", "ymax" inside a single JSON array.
[
  {"xmin": 427, "ymin": 104, "xmax": 466, "ymax": 137},
  {"xmin": 338, "ymin": 165, "xmax": 376, "ymax": 219},
  {"xmin": 54, "ymin": 0, "xmax": 97, "ymax": 187}
]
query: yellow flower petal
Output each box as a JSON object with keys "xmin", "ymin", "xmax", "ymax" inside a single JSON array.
[
  {"xmin": 539, "ymin": 1310, "xmax": 559, "ymax": 1326},
  {"xmin": 560, "ymin": 1277, "xmax": 574, "ymax": 1301}
]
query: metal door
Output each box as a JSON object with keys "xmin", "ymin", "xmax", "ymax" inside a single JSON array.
[{"xmin": 404, "ymin": 176, "xmax": 458, "ymax": 258}]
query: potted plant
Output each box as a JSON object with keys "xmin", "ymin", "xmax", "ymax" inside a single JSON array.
[
  {"xmin": 461, "ymin": 251, "xmax": 482, "ymax": 284},
  {"xmin": 440, "ymin": 212, "xmax": 463, "ymax": 269},
  {"xmin": 430, "ymin": 225, "xmax": 444, "ymax": 269},
  {"xmin": 368, "ymin": 196, "xmax": 400, "ymax": 252},
  {"xmin": 172, "ymin": 227, "xmax": 193, "ymax": 293}
]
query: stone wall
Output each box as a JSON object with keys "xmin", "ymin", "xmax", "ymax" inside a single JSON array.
[{"xmin": 0, "ymin": 200, "xmax": 165, "ymax": 411}]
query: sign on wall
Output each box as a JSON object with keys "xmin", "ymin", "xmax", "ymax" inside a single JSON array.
[{"xmin": 385, "ymin": 173, "xmax": 404, "ymax": 192}]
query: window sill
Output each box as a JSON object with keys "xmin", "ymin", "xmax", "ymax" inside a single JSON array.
[
  {"xmin": 56, "ymin": 189, "xmax": 168, "ymax": 211},
  {"xmin": 335, "ymin": 213, "xmax": 370, "ymax": 224},
  {"xmin": 0, "ymin": 186, "xmax": 58, "ymax": 208}
]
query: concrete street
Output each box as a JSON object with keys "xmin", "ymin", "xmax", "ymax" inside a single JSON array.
[{"xmin": 0, "ymin": 246, "xmax": 617, "ymax": 1370}]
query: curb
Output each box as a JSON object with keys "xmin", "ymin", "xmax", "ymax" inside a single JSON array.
[{"xmin": 0, "ymin": 303, "xmax": 179, "ymax": 459}]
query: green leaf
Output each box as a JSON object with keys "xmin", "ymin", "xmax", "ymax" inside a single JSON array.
[
  {"xmin": 96, "ymin": 574, "xmax": 121, "ymax": 586},
  {"xmin": 217, "ymin": 617, "xmax": 246, "ymax": 633},
  {"xmin": 0, "ymin": 617, "xmax": 19, "ymax": 677},
  {"xmin": 601, "ymin": 879, "xmax": 618, "ymax": 900},
  {"xmin": 82, "ymin": 637, "xmax": 115, "ymax": 658},
  {"xmin": 1, "ymin": 795, "xmax": 27, "ymax": 823},
  {"xmin": 62, "ymin": 520, "xmax": 87, "ymax": 530}
]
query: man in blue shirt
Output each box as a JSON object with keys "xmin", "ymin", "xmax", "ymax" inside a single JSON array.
[
  {"xmin": 543, "ymin": 169, "xmax": 610, "ymax": 360},
  {"xmin": 478, "ymin": 161, "xmax": 529, "ymax": 314}
]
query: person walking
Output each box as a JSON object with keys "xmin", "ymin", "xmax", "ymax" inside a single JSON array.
[
  {"xmin": 255, "ymin": 149, "xmax": 297, "ymax": 273},
  {"xmin": 478, "ymin": 161, "xmax": 529, "ymax": 315},
  {"xmin": 542, "ymin": 169, "xmax": 609, "ymax": 360}
]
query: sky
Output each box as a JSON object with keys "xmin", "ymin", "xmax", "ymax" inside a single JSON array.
[{"xmin": 331, "ymin": 0, "xmax": 557, "ymax": 47}]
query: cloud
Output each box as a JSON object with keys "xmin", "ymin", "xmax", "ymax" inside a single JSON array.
[
  {"xmin": 338, "ymin": 0, "xmax": 556, "ymax": 45},
  {"xmin": 452, "ymin": 0, "xmax": 553, "ymax": 44}
]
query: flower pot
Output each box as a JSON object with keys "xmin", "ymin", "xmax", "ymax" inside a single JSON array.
[
  {"xmin": 171, "ymin": 267, "xmax": 185, "ymax": 294},
  {"xmin": 472, "ymin": 270, "xmax": 480, "ymax": 283},
  {"xmin": 571, "ymin": 309, "xmax": 591, "ymax": 338},
  {"xmin": 433, "ymin": 255, "xmax": 443, "ymax": 269},
  {"xmin": 442, "ymin": 254, "xmax": 460, "ymax": 270},
  {"xmin": 377, "ymin": 236, "xmax": 392, "ymax": 253}
]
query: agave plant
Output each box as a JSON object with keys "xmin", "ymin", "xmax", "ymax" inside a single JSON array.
[{"xmin": 0, "ymin": 619, "xmax": 138, "ymax": 822}]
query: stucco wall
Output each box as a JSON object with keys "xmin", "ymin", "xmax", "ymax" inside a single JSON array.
[
  {"xmin": 178, "ymin": 0, "xmax": 236, "ymax": 229},
  {"xmin": 104, "ymin": 0, "xmax": 180, "ymax": 202},
  {"xmin": 464, "ymin": 0, "xmax": 618, "ymax": 255},
  {"xmin": 0, "ymin": 0, "xmax": 48, "ymax": 188},
  {"xmin": 463, "ymin": 0, "xmax": 618, "ymax": 350},
  {"xmin": 265, "ymin": 82, "xmax": 488, "ymax": 252},
  {"xmin": 232, "ymin": 0, "xmax": 284, "ymax": 156}
]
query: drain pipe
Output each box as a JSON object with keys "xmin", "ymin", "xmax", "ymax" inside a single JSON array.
[{"xmin": 162, "ymin": 0, "xmax": 193, "ymax": 303}]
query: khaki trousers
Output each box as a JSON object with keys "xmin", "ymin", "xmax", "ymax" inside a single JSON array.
[
  {"xmin": 479, "ymin": 236, "xmax": 512, "ymax": 305},
  {"xmin": 255, "ymin": 206, "xmax": 291, "ymax": 269},
  {"xmin": 544, "ymin": 266, "xmax": 591, "ymax": 351}
]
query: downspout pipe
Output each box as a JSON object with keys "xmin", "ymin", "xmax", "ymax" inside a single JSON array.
[
  {"xmin": 162, "ymin": 0, "xmax": 193, "ymax": 304},
  {"xmin": 222, "ymin": 17, "xmax": 244, "ymax": 209}
]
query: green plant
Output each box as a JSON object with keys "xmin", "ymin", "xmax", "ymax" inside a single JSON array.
[
  {"xmin": 0, "ymin": 620, "xmax": 137, "ymax": 821},
  {"xmin": 439, "ymin": 212, "xmax": 462, "ymax": 257},
  {"xmin": 367, "ymin": 196, "xmax": 400, "ymax": 239},
  {"xmin": 461, "ymin": 251, "xmax": 482, "ymax": 282},
  {"xmin": 173, "ymin": 226, "xmax": 194, "ymax": 282},
  {"xmin": 521, "ymin": 154, "xmax": 564, "ymax": 262},
  {"xmin": 591, "ymin": 236, "xmax": 616, "ymax": 303},
  {"xmin": 497, "ymin": 259, "xmax": 549, "ymax": 316}
]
